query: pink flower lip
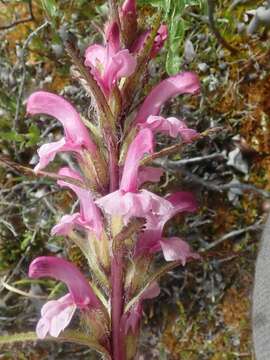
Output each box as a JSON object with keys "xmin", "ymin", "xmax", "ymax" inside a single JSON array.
[
  {"xmin": 120, "ymin": 128, "xmax": 154, "ymax": 192},
  {"xmin": 140, "ymin": 115, "xmax": 198, "ymax": 142},
  {"xmin": 135, "ymin": 71, "xmax": 200, "ymax": 124},
  {"xmin": 27, "ymin": 91, "xmax": 97, "ymax": 171},
  {"xmin": 29, "ymin": 256, "xmax": 99, "ymax": 308},
  {"xmin": 52, "ymin": 167, "xmax": 103, "ymax": 237}
]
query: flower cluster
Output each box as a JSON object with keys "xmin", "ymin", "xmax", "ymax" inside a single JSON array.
[{"xmin": 26, "ymin": 0, "xmax": 200, "ymax": 358}]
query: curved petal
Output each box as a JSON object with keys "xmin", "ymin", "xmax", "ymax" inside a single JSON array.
[
  {"xmin": 34, "ymin": 138, "xmax": 81, "ymax": 173},
  {"xmin": 51, "ymin": 213, "xmax": 81, "ymax": 236},
  {"xmin": 96, "ymin": 189, "xmax": 173, "ymax": 223},
  {"xmin": 135, "ymin": 72, "xmax": 200, "ymax": 124},
  {"xmin": 29, "ymin": 256, "xmax": 99, "ymax": 308},
  {"xmin": 124, "ymin": 282, "xmax": 160, "ymax": 334},
  {"xmin": 50, "ymin": 303, "xmax": 77, "ymax": 337},
  {"xmin": 36, "ymin": 318, "xmax": 50, "ymax": 339},
  {"xmin": 105, "ymin": 22, "xmax": 121, "ymax": 55},
  {"xmin": 131, "ymin": 24, "xmax": 168, "ymax": 57},
  {"xmin": 121, "ymin": 0, "xmax": 136, "ymax": 16},
  {"xmin": 141, "ymin": 115, "xmax": 198, "ymax": 142},
  {"xmin": 102, "ymin": 49, "xmax": 136, "ymax": 94},
  {"xmin": 151, "ymin": 24, "xmax": 168, "ymax": 58},
  {"xmin": 84, "ymin": 44, "xmax": 107, "ymax": 69},
  {"xmin": 138, "ymin": 166, "xmax": 164, "ymax": 187},
  {"xmin": 120, "ymin": 128, "xmax": 154, "ymax": 192},
  {"xmin": 37, "ymin": 294, "xmax": 76, "ymax": 339},
  {"xmin": 160, "ymin": 237, "xmax": 200, "ymax": 264},
  {"xmin": 141, "ymin": 282, "xmax": 160, "ymax": 300},
  {"xmin": 165, "ymin": 191, "xmax": 198, "ymax": 217},
  {"xmin": 135, "ymin": 192, "xmax": 197, "ymax": 257},
  {"xmin": 57, "ymin": 167, "xmax": 103, "ymax": 237},
  {"xmin": 27, "ymin": 91, "xmax": 96, "ymax": 152}
]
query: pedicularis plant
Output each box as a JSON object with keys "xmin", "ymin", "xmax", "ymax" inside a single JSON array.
[{"xmin": 25, "ymin": 1, "xmax": 201, "ymax": 359}]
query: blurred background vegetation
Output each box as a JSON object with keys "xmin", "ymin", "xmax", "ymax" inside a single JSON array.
[{"xmin": 0, "ymin": 0, "xmax": 270, "ymax": 358}]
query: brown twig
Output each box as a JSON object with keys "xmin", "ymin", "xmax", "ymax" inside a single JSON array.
[
  {"xmin": 207, "ymin": 0, "xmax": 237, "ymax": 53},
  {"xmin": 201, "ymin": 221, "xmax": 263, "ymax": 251},
  {"xmin": 0, "ymin": 0, "xmax": 35, "ymax": 31}
]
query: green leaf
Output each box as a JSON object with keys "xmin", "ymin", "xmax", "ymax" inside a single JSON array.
[
  {"xmin": 0, "ymin": 131, "xmax": 24, "ymax": 142},
  {"xmin": 0, "ymin": 330, "xmax": 111, "ymax": 358},
  {"xmin": 40, "ymin": 0, "xmax": 58, "ymax": 18},
  {"xmin": 25, "ymin": 124, "xmax": 40, "ymax": 147},
  {"xmin": 166, "ymin": 17, "xmax": 186, "ymax": 75}
]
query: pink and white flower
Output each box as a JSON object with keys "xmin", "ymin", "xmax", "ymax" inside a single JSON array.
[
  {"xmin": 135, "ymin": 191, "xmax": 199, "ymax": 263},
  {"xmin": 96, "ymin": 128, "xmax": 173, "ymax": 223},
  {"xmin": 84, "ymin": 22, "xmax": 136, "ymax": 97},
  {"xmin": 135, "ymin": 72, "xmax": 200, "ymax": 124},
  {"xmin": 27, "ymin": 91, "xmax": 97, "ymax": 172},
  {"xmin": 140, "ymin": 115, "xmax": 198, "ymax": 143},
  {"xmin": 29, "ymin": 256, "xmax": 100, "ymax": 338},
  {"xmin": 51, "ymin": 167, "xmax": 103, "ymax": 238}
]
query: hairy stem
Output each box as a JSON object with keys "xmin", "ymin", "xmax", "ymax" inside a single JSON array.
[{"xmin": 111, "ymin": 254, "xmax": 125, "ymax": 360}]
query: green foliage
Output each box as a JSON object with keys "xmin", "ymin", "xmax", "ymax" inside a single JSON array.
[
  {"xmin": 40, "ymin": 0, "xmax": 58, "ymax": 19},
  {"xmin": 138, "ymin": 0, "xmax": 205, "ymax": 75},
  {"xmin": 0, "ymin": 124, "xmax": 40, "ymax": 148}
]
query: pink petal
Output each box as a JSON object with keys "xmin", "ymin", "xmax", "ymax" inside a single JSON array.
[
  {"xmin": 151, "ymin": 24, "xmax": 168, "ymax": 58},
  {"xmin": 57, "ymin": 167, "xmax": 103, "ymax": 237},
  {"xmin": 27, "ymin": 91, "xmax": 96, "ymax": 152},
  {"xmin": 135, "ymin": 192, "xmax": 197, "ymax": 257},
  {"xmin": 34, "ymin": 137, "xmax": 81, "ymax": 173},
  {"xmin": 134, "ymin": 229, "xmax": 161, "ymax": 257},
  {"xmin": 121, "ymin": 0, "xmax": 136, "ymax": 16},
  {"xmin": 138, "ymin": 166, "xmax": 164, "ymax": 187},
  {"xmin": 141, "ymin": 281, "xmax": 160, "ymax": 301},
  {"xmin": 141, "ymin": 115, "xmax": 198, "ymax": 142},
  {"xmin": 131, "ymin": 24, "xmax": 168, "ymax": 57},
  {"xmin": 84, "ymin": 25, "xmax": 136, "ymax": 96},
  {"xmin": 135, "ymin": 72, "xmax": 200, "ymax": 124},
  {"xmin": 50, "ymin": 303, "xmax": 76, "ymax": 337},
  {"xmin": 36, "ymin": 318, "xmax": 50, "ymax": 339},
  {"xmin": 37, "ymin": 294, "xmax": 76, "ymax": 338},
  {"xmin": 124, "ymin": 306, "xmax": 141, "ymax": 334},
  {"xmin": 102, "ymin": 49, "xmax": 136, "ymax": 94},
  {"xmin": 165, "ymin": 191, "xmax": 198, "ymax": 217},
  {"xmin": 29, "ymin": 256, "xmax": 99, "ymax": 308},
  {"xmin": 120, "ymin": 128, "xmax": 154, "ymax": 192},
  {"xmin": 51, "ymin": 213, "xmax": 81, "ymax": 236},
  {"xmin": 124, "ymin": 282, "xmax": 160, "ymax": 334},
  {"xmin": 84, "ymin": 44, "xmax": 107, "ymax": 68},
  {"xmin": 96, "ymin": 189, "xmax": 173, "ymax": 223},
  {"xmin": 105, "ymin": 22, "xmax": 121, "ymax": 55},
  {"xmin": 160, "ymin": 237, "xmax": 200, "ymax": 264}
]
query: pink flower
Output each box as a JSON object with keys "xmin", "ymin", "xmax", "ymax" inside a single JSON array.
[
  {"xmin": 140, "ymin": 115, "xmax": 198, "ymax": 142},
  {"xmin": 135, "ymin": 191, "xmax": 199, "ymax": 263},
  {"xmin": 131, "ymin": 24, "xmax": 168, "ymax": 58},
  {"xmin": 160, "ymin": 237, "xmax": 200, "ymax": 264},
  {"xmin": 27, "ymin": 91, "xmax": 97, "ymax": 172},
  {"xmin": 124, "ymin": 282, "xmax": 160, "ymax": 334},
  {"xmin": 51, "ymin": 167, "xmax": 103, "ymax": 237},
  {"xmin": 29, "ymin": 256, "xmax": 100, "ymax": 338},
  {"xmin": 84, "ymin": 22, "xmax": 136, "ymax": 97},
  {"xmin": 96, "ymin": 129, "xmax": 173, "ymax": 222},
  {"xmin": 135, "ymin": 72, "xmax": 200, "ymax": 124}
]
